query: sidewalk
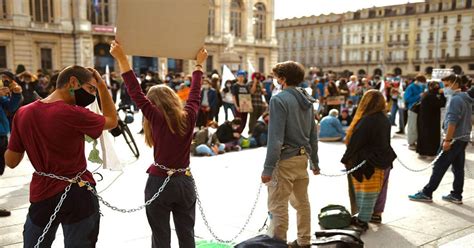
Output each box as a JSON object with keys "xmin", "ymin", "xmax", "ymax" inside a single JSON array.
[{"xmin": 0, "ymin": 122, "xmax": 473, "ymax": 247}]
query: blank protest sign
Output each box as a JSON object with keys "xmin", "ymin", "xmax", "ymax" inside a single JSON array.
[{"xmin": 116, "ymin": 0, "xmax": 209, "ymax": 60}]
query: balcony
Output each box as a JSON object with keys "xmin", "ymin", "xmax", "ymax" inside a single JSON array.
[
  {"xmin": 388, "ymin": 41, "xmax": 409, "ymax": 47},
  {"xmin": 455, "ymin": 36, "xmax": 461, "ymax": 41},
  {"xmin": 428, "ymin": 38, "xmax": 434, "ymax": 43}
]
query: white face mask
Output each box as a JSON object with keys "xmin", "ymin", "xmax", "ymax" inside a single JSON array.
[{"xmin": 145, "ymin": 75, "xmax": 152, "ymax": 81}]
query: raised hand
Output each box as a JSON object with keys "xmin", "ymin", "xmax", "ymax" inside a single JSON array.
[
  {"xmin": 196, "ymin": 47, "xmax": 208, "ymax": 66},
  {"xmin": 110, "ymin": 40, "xmax": 132, "ymax": 73}
]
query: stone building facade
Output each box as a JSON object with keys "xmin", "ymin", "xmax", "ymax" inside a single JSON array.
[
  {"xmin": 0, "ymin": 0, "xmax": 278, "ymax": 76},
  {"xmin": 276, "ymin": 0, "xmax": 474, "ymax": 77}
]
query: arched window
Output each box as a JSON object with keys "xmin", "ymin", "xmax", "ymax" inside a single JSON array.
[
  {"xmin": 230, "ymin": 0, "xmax": 243, "ymax": 37},
  {"xmin": 0, "ymin": 0, "xmax": 8, "ymax": 19},
  {"xmin": 254, "ymin": 3, "xmax": 266, "ymax": 40},
  {"xmin": 208, "ymin": 0, "xmax": 215, "ymax": 36},
  {"xmin": 30, "ymin": 0, "xmax": 54, "ymax": 23},
  {"xmin": 87, "ymin": 0, "xmax": 111, "ymax": 25}
]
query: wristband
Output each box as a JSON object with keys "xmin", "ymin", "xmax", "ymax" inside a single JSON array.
[{"xmin": 195, "ymin": 64, "xmax": 203, "ymax": 68}]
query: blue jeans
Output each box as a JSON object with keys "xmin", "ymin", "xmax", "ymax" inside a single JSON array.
[
  {"xmin": 195, "ymin": 144, "xmax": 225, "ymax": 156},
  {"xmin": 23, "ymin": 203, "xmax": 100, "ymax": 248},
  {"xmin": 389, "ymin": 99, "xmax": 398, "ymax": 125},
  {"xmin": 223, "ymin": 103, "xmax": 236, "ymax": 122},
  {"xmin": 422, "ymin": 141, "xmax": 468, "ymax": 199}
]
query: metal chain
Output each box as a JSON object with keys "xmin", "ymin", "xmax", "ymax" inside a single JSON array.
[
  {"xmin": 397, "ymin": 134, "xmax": 472, "ymax": 172},
  {"xmin": 319, "ymin": 160, "xmax": 367, "ymax": 177},
  {"xmin": 33, "ymin": 170, "xmax": 87, "ymax": 248},
  {"xmin": 193, "ymin": 176, "xmax": 263, "ymax": 244}
]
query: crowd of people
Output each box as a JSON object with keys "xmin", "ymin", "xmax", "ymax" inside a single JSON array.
[{"xmin": 0, "ymin": 38, "xmax": 472, "ymax": 248}]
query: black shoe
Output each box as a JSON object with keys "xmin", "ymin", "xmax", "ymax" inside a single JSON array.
[
  {"xmin": 395, "ymin": 131, "xmax": 405, "ymax": 134},
  {"xmin": 351, "ymin": 217, "xmax": 369, "ymax": 232},
  {"xmin": 288, "ymin": 240, "xmax": 310, "ymax": 248},
  {"xmin": 369, "ymin": 214, "xmax": 382, "ymax": 224},
  {"xmin": 0, "ymin": 209, "xmax": 11, "ymax": 217}
]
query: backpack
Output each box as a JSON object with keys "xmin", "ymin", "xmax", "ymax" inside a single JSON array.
[
  {"xmin": 235, "ymin": 235, "xmax": 287, "ymax": 248},
  {"xmin": 318, "ymin": 205, "xmax": 352, "ymax": 229}
]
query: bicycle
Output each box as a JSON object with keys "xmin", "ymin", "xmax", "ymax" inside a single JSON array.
[{"xmin": 109, "ymin": 105, "xmax": 140, "ymax": 158}]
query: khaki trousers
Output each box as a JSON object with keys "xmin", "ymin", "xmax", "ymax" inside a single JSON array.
[{"xmin": 267, "ymin": 155, "xmax": 311, "ymax": 245}]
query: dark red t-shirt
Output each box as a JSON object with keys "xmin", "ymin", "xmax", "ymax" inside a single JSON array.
[{"xmin": 8, "ymin": 100, "xmax": 105, "ymax": 203}]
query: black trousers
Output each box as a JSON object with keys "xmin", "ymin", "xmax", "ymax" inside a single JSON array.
[
  {"xmin": 145, "ymin": 174, "xmax": 196, "ymax": 248},
  {"xmin": 0, "ymin": 135, "xmax": 8, "ymax": 175}
]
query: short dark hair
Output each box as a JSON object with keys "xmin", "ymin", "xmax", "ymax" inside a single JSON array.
[
  {"xmin": 56, "ymin": 65, "xmax": 93, "ymax": 89},
  {"xmin": 415, "ymin": 75, "xmax": 427, "ymax": 83},
  {"xmin": 272, "ymin": 61, "xmax": 305, "ymax": 86},
  {"xmin": 231, "ymin": 118, "xmax": 242, "ymax": 126}
]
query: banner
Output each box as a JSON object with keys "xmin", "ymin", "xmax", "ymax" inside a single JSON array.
[
  {"xmin": 221, "ymin": 65, "xmax": 236, "ymax": 89},
  {"xmin": 116, "ymin": 0, "xmax": 209, "ymax": 59}
]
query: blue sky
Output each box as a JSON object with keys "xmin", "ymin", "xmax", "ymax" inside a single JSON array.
[{"xmin": 275, "ymin": 0, "xmax": 425, "ymax": 19}]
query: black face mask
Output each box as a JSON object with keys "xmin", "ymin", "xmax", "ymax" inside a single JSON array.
[{"xmin": 74, "ymin": 88, "xmax": 96, "ymax": 107}]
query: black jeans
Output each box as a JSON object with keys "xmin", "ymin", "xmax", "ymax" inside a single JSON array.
[
  {"xmin": 422, "ymin": 141, "xmax": 468, "ymax": 199},
  {"xmin": 145, "ymin": 175, "xmax": 196, "ymax": 248},
  {"xmin": 0, "ymin": 135, "xmax": 7, "ymax": 175}
]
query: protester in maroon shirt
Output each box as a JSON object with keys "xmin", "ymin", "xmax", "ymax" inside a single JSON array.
[
  {"xmin": 5, "ymin": 66, "xmax": 117, "ymax": 247},
  {"xmin": 110, "ymin": 40, "xmax": 207, "ymax": 248}
]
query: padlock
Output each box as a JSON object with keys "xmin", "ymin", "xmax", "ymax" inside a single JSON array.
[
  {"xmin": 300, "ymin": 147, "xmax": 306, "ymax": 155},
  {"xmin": 167, "ymin": 170, "xmax": 176, "ymax": 176},
  {"xmin": 185, "ymin": 170, "xmax": 192, "ymax": 177},
  {"xmin": 78, "ymin": 180, "xmax": 86, "ymax": 187}
]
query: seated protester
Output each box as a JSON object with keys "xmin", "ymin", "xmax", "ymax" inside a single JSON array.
[
  {"xmin": 191, "ymin": 121, "xmax": 225, "ymax": 156},
  {"xmin": 319, "ymin": 109, "xmax": 345, "ymax": 141},
  {"xmin": 216, "ymin": 118, "xmax": 242, "ymax": 151},
  {"xmin": 250, "ymin": 112, "xmax": 269, "ymax": 147},
  {"xmin": 338, "ymin": 108, "xmax": 353, "ymax": 128},
  {"xmin": 346, "ymin": 99, "xmax": 357, "ymax": 117}
]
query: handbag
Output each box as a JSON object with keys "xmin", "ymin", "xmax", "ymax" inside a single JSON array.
[
  {"xmin": 318, "ymin": 205, "xmax": 352, "ymax": 229},
  {"xmin": 410, "ymin": 101, "xmax": 421, "ymax": 114},
  {"xmin": 313, "ymin": 229, "xmax": 364, "ymax": 248}
]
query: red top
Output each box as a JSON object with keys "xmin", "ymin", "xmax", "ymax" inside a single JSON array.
[
  {"xmin": 8, "ymin": 100, "xmax": 105, "ymax": 202},
  {"xmin": 121, "ymin": 70, "xmax": 202, "ymax": 177}
]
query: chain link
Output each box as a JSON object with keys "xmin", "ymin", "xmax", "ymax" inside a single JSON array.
[
  {"xmin": 193, "ymin": 176, "xmax": 263, "ymax": 244},
  {"xmin": 319, "ymin": 160, "xmax": 367, "ymax": 177}
]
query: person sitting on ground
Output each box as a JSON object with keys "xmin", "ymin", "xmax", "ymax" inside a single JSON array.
[
  {"xmin": 191, "ymin": 121, "xmax": 225, "ymax": 156},
  {"xmin": 319, "ymin": 109, "xmax": 346, "ymax": 141},
  {"xmin": 216, "ymin": 118, "xmax": 242, "ymax": 151},
  {"xmin": 250, "ymin": 112, "xmax": 269, "ymax": 147},
  {"xmin": 338, "ymin": 108, "xmax": 353, "ymax": 128}
]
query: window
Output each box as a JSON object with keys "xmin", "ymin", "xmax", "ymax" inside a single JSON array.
[
  {"xmin": 368, "ymin": 51, "xmax": 372, "ymax": 61},
  {"xmin": 404, "ymin": 34, "xmax": 408, "ymax": 41},
  {"xmin": 442, "ymin": 49, "xmax": 446, "ymax": 58},
  {"xmin": 346, "ymin": 35, "xmax": 350, "ymax": 45},
  {"xmin": 415, "ymin": 65, "xmax": 420, "ymax": 71},
  {"xmin": 442, "ymin": 31, "xmax": 447, "ymax": 40},
  {"xmin": 429, "ymin": 32, "xmax": 434, "ymax": 41},
  {"xmin": 254, "ymin": 3, "xmax": 266, "ymax": 40},
  {"xmin": 456, "ymin": 29, "xmax": 461, "ymax": 38},
  {"xmin": 429, "ymin": 49, "xmax": 433, "ymax": 59},
  {"xmin": 376, "ymin": 51, "xmax": 380, "ymax": 60},
  {"xmin": 390, "ymin": 21, "xmax": 394, "ymax": 28},
  {"xmin": 361, "ymin": 36, "xmax": 365, "ymax": 44},
  {"xmin": 417, "ymin": 18, "xmax": 421, "ymax": 26},
  {"xmin": 416, "ymin": 33, "xmax": 421, "ymax": 41},
  {"xmin": 30, "ymin": 0, "xmax": 54, "ymax": 23},
  {"xmin": 389, "ymin": 51, "xmax": 393, "ymax": 60},
  {"xmin": 40, "ymin": 48, "xmax": 52, "ymax": 71},
  {"xmin": 369, "ymin": 36, "xmax": 373, "ymax": 43},
  {"xmin": 230, "ymin": 0, "xmax": 243, "ymax": 37},
  {"xmin": 377, "ymin": 35, "xmax": 381, "ymax": 42},
  {"xmin": 0, "ymin": 0, "xmax": 7, "ymax": 19},
  {"xmin": 416, "ymin": 50, "xmax": 420, "ymax": 59},
  {"xmin": 87, "ymin": 0, "xmax": 111, "ymax": 25},
  {"xmin": 206, "ymin": 55, "xmax": 213, "ymax": 73},
  {"xmin": 389, "ymin": 35, "xmax": 393, "ymax": 42},
  {"xmin": 0, "ymin": 46, "xmax": 6, "ymax": 69},
  {"xmin": 454, "ymin": 48, "xmax": 459, "ymax": 57},
  {"xmin": 207, "ymin": 0, "xmax": 215, "ymax": 36},
  {"xmin": 457, "ymin": 14, "xmax": 462, "ymax": 22},
  {"xmin": 430, "ymin": 17, "xmax": 435, "ymax": 25},
  {"xmin": 443, "ymin": 16, "xmax": 448, "ymax": 24},
  {"xmin": 404, "ymin": 51, "xmax": 407, "ymax": 60},
  {"xmin": 397, "ymin": 34, "xmax": 401, "ymax": 42}
]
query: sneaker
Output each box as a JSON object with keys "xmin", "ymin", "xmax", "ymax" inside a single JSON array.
[
  {"xmin": 408, "ymin": 144, "xmax": 416, "ymax": 150},
  {"xmin": 288, "ymin": 240, "xmax": 310, "ymax": 248},
  {"xmin": 351, "ymin": 217, "xmax": 369, "ymax": 233},
  {"xmin": 0, "ymin": 209, "xmax": 11, "ymax": 217},
  {"xmin": 396, "ymin": 131, "xmax": 405, "ymax": 134},
  {"xmin": 408, "ymin": 191, "xmax": 433, "ymax": 202},
  {"xmin": 442, "ymin": 194, "xmax": 463, "ymax": 204}
]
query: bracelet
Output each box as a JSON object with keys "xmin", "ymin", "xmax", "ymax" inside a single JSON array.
[{"xmin": 195, "ymin": 64, "xmax": 203, "ymax": 68}]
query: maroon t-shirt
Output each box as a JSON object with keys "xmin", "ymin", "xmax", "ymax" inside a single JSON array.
[
  {"xmin": 8, "ymin": 100, "xmax": 105, "ymax": 203},
  {"xmin": 121, "ymin": 70, "xmax": 202, "ymax": 177}
]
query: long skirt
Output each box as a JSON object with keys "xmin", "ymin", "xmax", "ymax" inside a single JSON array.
[{"xmin": 349, "ymin": 168, "xmax": 386, "ymax": 222}]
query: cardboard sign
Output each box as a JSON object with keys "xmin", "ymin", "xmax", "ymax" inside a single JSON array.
[
  {"xmin": 326, "ymin": 96, "xmax": 345, "ymax": 106},
  {"xmin": 116, "ymin": 0, "xmax": 209, "ymax": 60},
  {"xmin": 239, "ymin": 94, "xmax": 254, "ymax": 113}
]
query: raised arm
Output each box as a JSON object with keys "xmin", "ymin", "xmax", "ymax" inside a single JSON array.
[
  {"xmin": 184, "ymin": 48, "xmax": 208, "ymax": 115},
  {"xmin": 88, "ymin": 68, "xmax": 118, "ymax": 130},
  {"xmin": 110, "ymin": 40, "xmax": 163, "ymax": 123}
]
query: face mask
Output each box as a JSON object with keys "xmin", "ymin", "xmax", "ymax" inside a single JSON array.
[
  {"xmin": 226, "ymin": 84, "xmax": 232, "ymax": 88},
  {"xmin": 444, "ymin": 87, "xmax": 454, "ymax": 96},
  {"xmin": 145, "ymin": 76, "xmax": 152, "ymax": 81},
  {"xmin": 74, "ymin": 88, "xmax": 96, "ymax": 107},
  {"xmin": 184, "ymin": 80, "xmax": 191, "ymax": 86}
]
